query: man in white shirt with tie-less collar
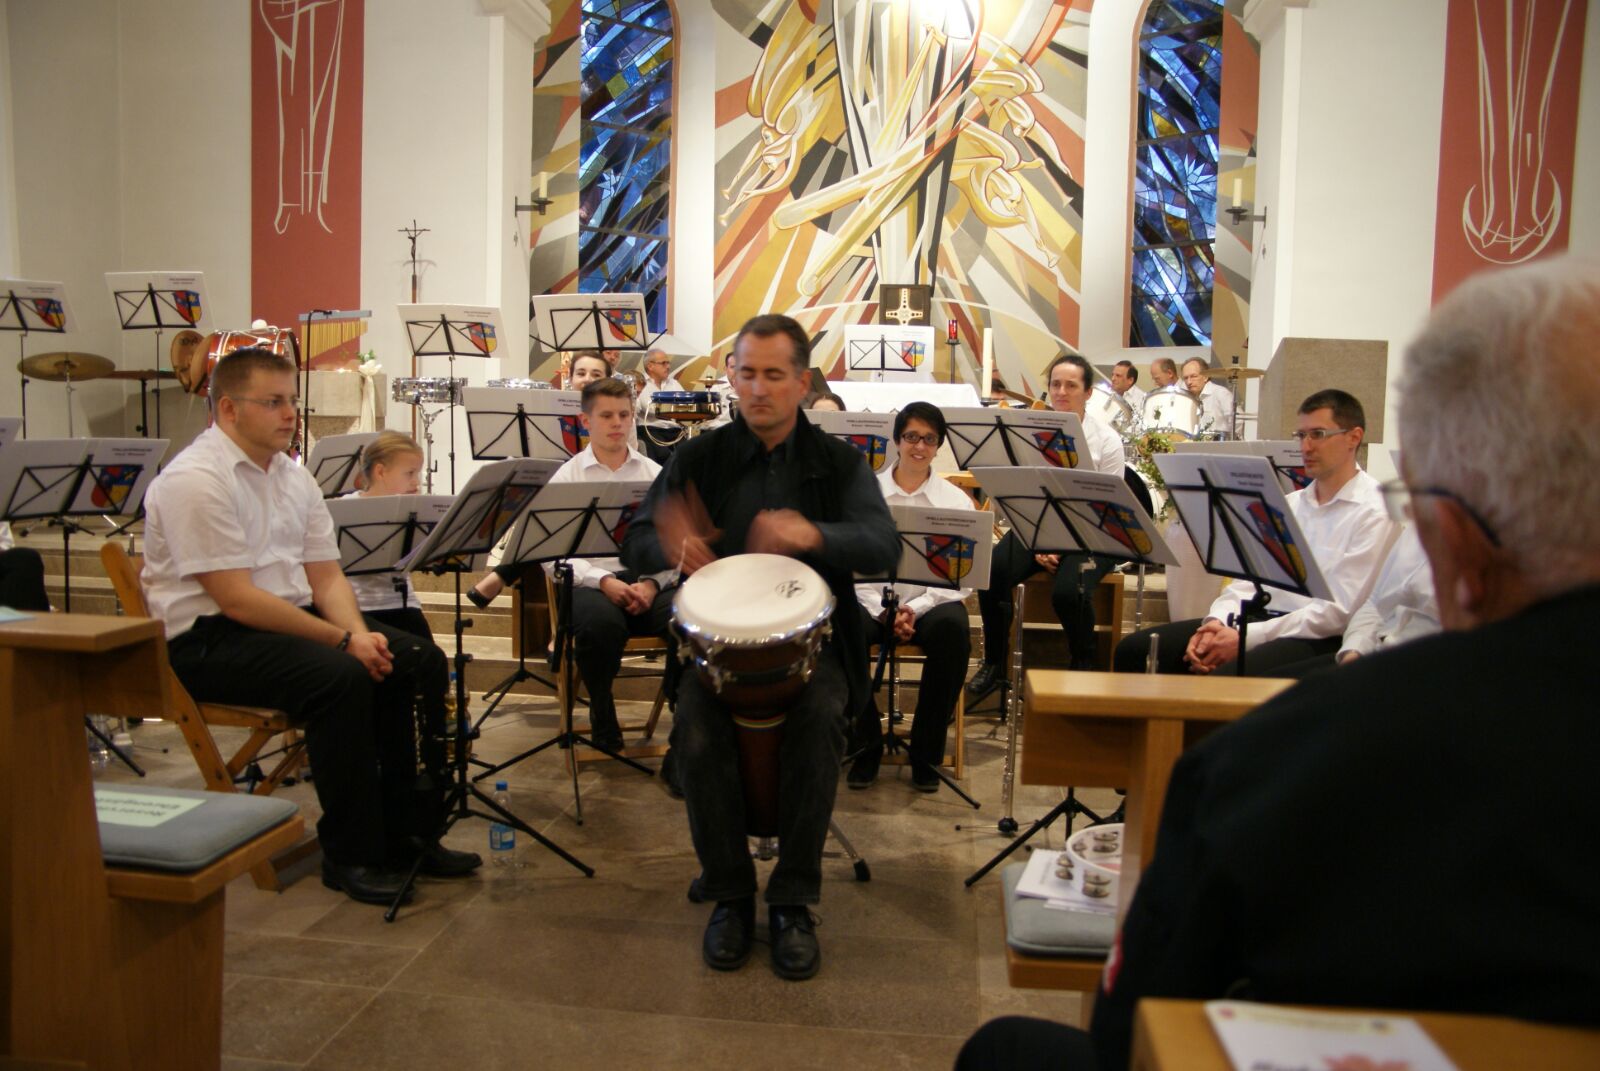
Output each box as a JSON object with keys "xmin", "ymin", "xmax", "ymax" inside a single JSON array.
[
  {"xmin": 1115, "ymin": 389, "xmax": 1396, "ymax": 676},
  {"xmin": 848, "ymin": 401, "xmax": 975, "ymax": 792},
  {"xmin": 541, "ymin": 376, "xmax": 674, "ymax": 754}
]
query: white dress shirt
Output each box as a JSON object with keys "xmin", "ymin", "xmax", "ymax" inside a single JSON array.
[
  {"xmin": 1081, "ymin": 410, "xmax": 1127, "ymax": 476},
  {"xmin": 0, "ymin": 522, "xmax": 12, "ymax": 552},
  {"xmin": 856, "ymin": 465, "xmax": 976, "ymax": 620},
  {"xmin": 344, "ymin": 490, "xmax": 418, "ymax": 614},
  {"xmin": 1197, "ymin": 380, "xmax": 1235, "ymax": 436},
  {"xmin": 1206, "ymin": 468, "xmax": 1395, "ymax": 649},
  {"xmin": 142, "ymin": 426, "xmax": 339, "ymax": 638},
  {"xmin": 538, "ymin": 444, "xmax": 671, "ymax": 591},
  {"xmin": 1339, "ymin": 525, "xmax": 1440, "ymax": 659},
  {"xmin": 1119, "ymin": 384, "xmax": 1148, "ymax": 414}
]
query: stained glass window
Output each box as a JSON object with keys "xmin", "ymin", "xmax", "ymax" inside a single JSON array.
[
  {"xmin": 579, "ymin": 0, "xmax": 673, "ymax": 333},
  {"xmin": 1130, "ymin": 0, "xmax": 1222, "ymax": 347}
]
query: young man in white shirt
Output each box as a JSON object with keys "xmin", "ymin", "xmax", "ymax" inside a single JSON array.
[
  {"xmin": 141, "ymin": 348, "xmax": 480, "ymax": 906},
  {"xmin": 968, "ymin": 354, "xmax": 1128, "ymax": 700},
  {"xmin": 847, "ymin": 402, "xmax": 975, "ymax": 792},
  {"xmin": 1181, "ymin": 356, "xmax": 1235, "ymax": 438},
  {"xmin": 542, "ymin": 376, "xmax": 673, "ymax": 753},
  {"xmin": 1114, "ymin": 390, "xmax": 1395, "ymax": 676}
]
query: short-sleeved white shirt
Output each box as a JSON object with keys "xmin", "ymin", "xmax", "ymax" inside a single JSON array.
[
  {"xmin": 1081, "ymin": 410, "xmax": 1127, "ymax": 476},
  {"xmin": 142, "ymin": 426, "xmax": 339, "ymax": 637}
]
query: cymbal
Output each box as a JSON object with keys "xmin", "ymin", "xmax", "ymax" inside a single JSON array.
[
  {"xmin": 106, "ymin": 368, "xmax": 180, "ymax": 382},
  {"xmin": 1206, "ymin": 366, "xmax": 1265, "ymax": 381},
  {"xmin": 19, "ymin": 351, "xmax": 116, "ymax": 382}
]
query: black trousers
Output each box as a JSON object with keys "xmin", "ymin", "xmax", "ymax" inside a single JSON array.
[
  {"xmin": 0, "ymin": 547, "xmax": 49, "ymax": 611},
  {"xmin": 567, "ymin": 585, "xmax": 674, "ymax": 737},
  {"xmin": 167, "ymin": 612, "xmax": 447, "ymax": 867},
  {"xmin": 856, "ymin": 601, "xmax": 969, "ymax": 767},
  {"xmin": 955, "ymin": 1016, "xmax": 1097, "ymax": 1070},
  {"xmin": 978, "ymin": 531, "xmax": 1114, "ymax": 671},
  {"xmin": 1113, "ymin": 617, "xmax": 1343, "ymax": 677}
]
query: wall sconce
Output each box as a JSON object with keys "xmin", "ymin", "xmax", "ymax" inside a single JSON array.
[{"xmin": 514, "ymin": 172, "xmax": 553, "ymax": 216}]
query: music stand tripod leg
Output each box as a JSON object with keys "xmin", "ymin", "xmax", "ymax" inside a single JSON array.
[{"xmin": 963, "ymin": 788, "xmax": 1102, "ymax": 888}]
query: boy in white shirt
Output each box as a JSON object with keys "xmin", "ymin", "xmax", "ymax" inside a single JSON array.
[{"xmin": 848, "ymin": 402, "xmax": 975, "ymax": 792}]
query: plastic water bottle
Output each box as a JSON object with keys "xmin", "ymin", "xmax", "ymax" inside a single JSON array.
[
  {"xmin": 489, "ymin": 781, "xmax": 516, "ymax": 867},
  {"xmin": 86, "ymin": 719, "xmax": 111, "ymax": 772}
]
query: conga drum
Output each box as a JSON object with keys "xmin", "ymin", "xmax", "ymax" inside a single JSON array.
[{"xmin": 672, "ymin": 554, "xmax": 834, "ymax": 836}]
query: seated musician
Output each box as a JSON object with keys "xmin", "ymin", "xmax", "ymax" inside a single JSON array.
[
  {"xmin": 637, "ymin": 347, "xmax": 686, "ymax": 464},
  {"xmin": 0, "ymin": 522, "xmax": 49, "ymax": 611},
  {"xmin": 1114, "ymin": 390, "xmax": 1393, "ymax": 677},
  {"xmin": 566, "ymin": 349, "xmax": 612, "ymax": 390},
  {"xmin": 538, "ymin": 377, "xmax": 673, "ymax": 753},
  {"xmin": 1110, "ymin": 359, "xmax": 1146, "ymax": 413},
  {"xmin": 622, "ymin": 314, "xmax": 898, "ymax": 981},
  {"xmin": 847, "ymin": 401, "xmax": 974, "ymax": 793},
  {"xmin": 1181, "ymin": 356, "xmax": 1235, "ymax": 435},
  {"xmin": 967, "ymin": 353, "xmax": 1127, "ymax": 701},
  {"xmin": 956, "ymin": 256, "xmax": 1600, "ymax": 1071},
  {"xmin": 1149, "ymin": 355, "xmax": 1178, "ymax": 389},
  {"xmin": 140, "ymin": 348, "xmax": 480, "ymax": 905},
  {"xmin": 805, "ymin": 392, "xmax": 846, "ymax": 412}
]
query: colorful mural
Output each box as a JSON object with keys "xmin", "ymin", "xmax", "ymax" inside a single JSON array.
[{"xmin": 712, "ymin": 0, "xmax": 1095, "ymax": 393}]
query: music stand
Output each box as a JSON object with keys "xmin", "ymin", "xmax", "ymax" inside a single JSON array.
[
  {"xmin": 0, "ymin": 279, "xmax": 73, "ymax": 438},
  {"xmin": 307, "ymin": 432, "xmax": 380, "ymax": 498},
  {"xmin": 804, "ymin": 409, "xmax": 899, "ymax": 476},
  {"xmin": 963, "ymin": 464, "xmax": 1178, "ymax": 887},
  {"xmin": 398, "ymin": 303, "xmax": 509, "ymax": 492},
  {"xmin": 942, "ymin": 407, "xmax": 1088, "ymax": 470},
  {"xmin": 851, "ymin": 502, "xmax": 992, "ymax": 807},
  {"xmin": 326, "ymin": 493, "xmax": 455, "ymax": 596},
  {"xmin": 105, "ymin": 272, "xmax": 210, "ymax": 441},
  {"xmin": 385, "ymin": 457, "xmax": 587, "ymax": 918},
  {"xmin": 841, "ymin": 323, "xmax": 935, "ymax": 383},
  {"xmin": 530, "ymin": 292, "xmax": 651, "ymax": 355},
  {"xmin": 463, "ymin": 386, "xmax": 585, "ymax": 462},
  {"xmin": 1154, "ymin": 452, "xmax": 1334, "ymax": 676},
  {"xmin": 467, "ymin": 477, "xmax": 657, "ymax": 825}
]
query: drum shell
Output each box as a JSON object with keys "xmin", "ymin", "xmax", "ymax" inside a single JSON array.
[
  {"xmin": 676, "ymin": 630, "xmax": 826, "ymax": 711},
  {"xmin": 185, "ymin": 328, "xmax": 301, "ymax": 396}
]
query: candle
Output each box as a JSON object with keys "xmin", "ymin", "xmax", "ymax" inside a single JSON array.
[
  {"xmin": 947, "ymin": 318, "xmax": 958, "ymax": 345},
  {"xmin": 1231, "ymin": 176, "xmax": 1242, "ymax": 207},
  {"xmin": 980, "ymin": 328, "xmax": 994, "ymax": 400},
  {"xmin": 538, "ymin": 172, "xmax": 548, "ymax": 200}
]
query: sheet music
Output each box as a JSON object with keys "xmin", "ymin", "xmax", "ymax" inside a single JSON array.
[
  {"xmin": 805, "ymin": 409, "xmax": 899, "ymax": 475},
  {"xmin": 1173, "ymin": 438, "xmax": 1309, "ymax": 493},
  {"xmin": 0, "ymin": 439, "xmax": 89, "ymax": 519},
  {"xmin": 499, "ymin": 480, "xmax": 653, "ymax": 567},
  {"xmin": 0, "ymin": 279, "xmax": 73, "ymax": 334},
  {"xmin": 855, "ymin": 504, "xmax": 994, "ymax": 591},
  {"xmin": 307, "ymin": 432, "xmax": 380, "ymax": 497},
  {"xmin": 530, "ymin": 292, "xmax": 650, "ymax": 352},
  {"xmin": 463, "ymin": 386, "xmax": 585, "ymax": 461},
  {"xmin": 326, "ymin": 494, "xmax": 455, "ymax": 575},
  {"xmin": 104, "ymin": 271, "xmax": 211, "ymax": 331},
  {"xmin": 70, "ymin": 439, "xmax": 167, "ymax": 516},
  {"xmin": 399, "ymin": 458, "xmax": 561, "ymax": 574},
  {"xmin": 1155, "ymin": 453, "xmax": 1334, "ymax": 599},
  {"xmin": 973, "ymin": 465, "xmax": 1180, "ymax": 566},
  {"xmin": 941, "ymin": 408, "xmax": 1088, "ymax": 470},
  {"xmin": 841, "ymin": 324, "xmax": 935, "ymax": 383},
  {"xmin": 398, "ymin": 303, "xmax": 508, "ymax": 360}
]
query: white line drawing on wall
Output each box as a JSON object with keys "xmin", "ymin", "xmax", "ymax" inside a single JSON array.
[{"xmin": 260, "ymin": 0, "xmax": 348, "ymax": 236}]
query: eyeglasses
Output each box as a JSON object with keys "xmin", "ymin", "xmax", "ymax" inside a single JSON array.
[
  {"xmin": 231, "ymin": 395, "xmax": 300, "ymax": 412},
  {"xmin": 899, "ymin": 432, "xmax": 939, "ymax": 447},
  {"xmin": 1291, "ymin": 427, "xmax": 1356, "ymax": 442},
  {"xmin": 1378, "ymin": 480, "xmax": 1501, "ymax": 546}
]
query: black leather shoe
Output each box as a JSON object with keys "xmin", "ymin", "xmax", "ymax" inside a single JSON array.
[
  {"xmin": 321, "ymin": 861, "xmax": 414, "ymax": 905},
  {"xmin": 769, "ymin": 905, "xmax": 820, "ymax": 980},
  {"xmin": 703, "ymin": 897, "xmax": 756, "ymax": 971},
  {"xmin": 910, "ymin": 763, "xmax": 940, "ymax": 793},
  {"xmin": 589, "ymin": 728, "xmax": 625, "ymax": 755},
  {"xmin": 417, "ymin": 840, "xmax": 483, "ymax": 877},
  {"xmin": 466, "ymin": 587, "xmax": 493, "ymax": 610},
  {"xmin": 846, "ymin": 746, "xmax": 881, "ymax": 789},
  {"xmin": 966, "ymin": 663, "xmax": 1003, "ymax": 703},
  {"xmin": 662, "ymin": 747, "xmax": 684, "ymax": 800}
]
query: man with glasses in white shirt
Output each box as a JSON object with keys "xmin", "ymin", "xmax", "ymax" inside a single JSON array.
[
  {"xmin": 847, "ymin": 402, "xmax": 975, "ymax": 793},
  {"xmin": 141, "ymin": 348, "xmax": 481, "ymax": 906},
  {"xmin": 1114, "ymin": 389, "xmax": 1394, "ymax": 676}
]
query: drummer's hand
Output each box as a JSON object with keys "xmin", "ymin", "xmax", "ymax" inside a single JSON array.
[
  {"xmin": 748, "ymin": 509, "xmax": 823, "ymax": 557},
  {"xmin": 893, "ymin": 607, "xmax": 916, "ymax": 643},
  {"xmin": 1035, "ymin": 553, "xmax": 1060, "ymax": 574},
  {"xmin": 599, "ymin": 575, "xmax": 641, "ymax": 611},
  {"xmin": 657, "ymin": 488, "xmax": 721, "ymax": 576},
  {"xmin": 347, "ymin": 631, "xmax": 394, "ymax": 682}
]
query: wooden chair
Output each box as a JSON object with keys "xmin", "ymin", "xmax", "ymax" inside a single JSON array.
[
  {"xmin": 1021, "ymin": 571, "xmax": 1125, "ymax": 670},
  {"xmin": 99, "ymin": 543, "xmax": 319, "ymax": 891},
  {"xmin": 544, "ymin": 575, "xmax": 671, "ymax": 765},
  {"xmin": 866, "ymin": 643, "xmax": 967, "ymax": 778}
]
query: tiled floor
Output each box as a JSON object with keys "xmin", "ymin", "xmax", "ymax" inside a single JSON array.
[{"xmin": 95, "ymin": 682, "xmax": 1119, "ymax": 1070}]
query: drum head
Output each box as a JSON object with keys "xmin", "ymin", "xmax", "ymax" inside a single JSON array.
[{"xmin": 673, "ymin": 554, "xmax": 832, "ymax": 644}]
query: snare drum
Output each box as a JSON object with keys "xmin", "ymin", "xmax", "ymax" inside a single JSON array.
[
  {"xmin": 1087, "ymin": 381, "xmax": 1135, "ymax": 433},
  {"xmin": 487, "ymin": 378, "xmax": 552, "ymax": 390},
  {"xmin": 1140, "ymin": 386, "xmax": 1202, "ymax": 440},
  {"xmin": 391, "ymin": 376, "xmax": 466, "ymax": 406},
  {"xmin": 649, "ymin": 390, "xmax": 723, "ymax": 423},
  {"xmin": 672, "ymin": 554, "xmax": 834, "ymax": 710}
]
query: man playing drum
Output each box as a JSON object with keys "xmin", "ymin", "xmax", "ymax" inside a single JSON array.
[
  {"xmin": 141, "ymin": 348, "xmax": 480, "ymax": 906},
  {"xmin": 623, "ymin": 314, "xmax": 898, "ymax": 981},
  {"xmin": 1110, "ymin": 360, "xmax": 1147, "ymax": 413},
  {"xmin": 1182, "ymin": 356, "xmax": 1235, "ymax": 437}
]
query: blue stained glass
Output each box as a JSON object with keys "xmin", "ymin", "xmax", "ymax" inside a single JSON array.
[
  {"xmin": 577, "ymin": 0, "xmax": 673, "ymax": 334},
  {"xmin": 1130, "ymin": 0, "xmax": 1220, "ymax": 349}
]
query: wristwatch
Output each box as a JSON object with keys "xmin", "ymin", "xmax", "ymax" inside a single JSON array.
[{"xmin": 336, "ymin": 630, "xmax": 352, "ymax": 651}]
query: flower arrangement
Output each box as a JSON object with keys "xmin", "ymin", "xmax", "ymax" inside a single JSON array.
[{"xmin": 1129, "ymin": 429, "xmax": 1178, "ymax": 521}]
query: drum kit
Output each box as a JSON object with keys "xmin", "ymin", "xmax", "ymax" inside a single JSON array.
[
  {"xmin": 644, "ymin": 390, "xmax": 726, "ymax": 448},
  {"xmin": 390, "ymin": 376, "xmax": 467, "ymax": 492},
  {"xmin": 16, "ymin": 351, "xmax": 116, "ymax": 437}
]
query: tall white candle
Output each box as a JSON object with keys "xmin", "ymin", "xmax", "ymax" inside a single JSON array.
[
  {"xmin": 538, "ymin": 172, "xmax": 548, "ymax": 200},
  {"xmin": 1231, "ymin": 176, "xmax": 1242, "ymax": 207}
]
